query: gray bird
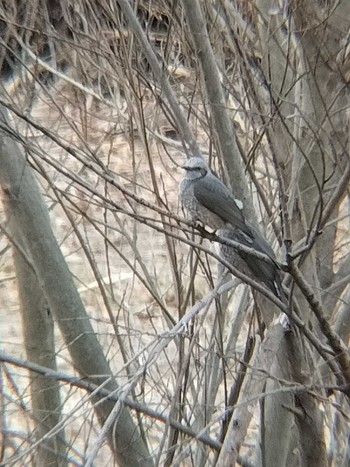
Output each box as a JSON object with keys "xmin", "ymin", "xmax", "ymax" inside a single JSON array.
[
  {"xmin": 180, "ymin": 157, "xmax": 284, "ymax": 299},
  {"xmin": 180, "ymin": 157, "xmax": 248, "ymax": 233}
]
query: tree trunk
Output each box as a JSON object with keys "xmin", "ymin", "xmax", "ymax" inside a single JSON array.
[{"xmin": 14, "ymin": 244, "xmax": 67, "ymax": 466}]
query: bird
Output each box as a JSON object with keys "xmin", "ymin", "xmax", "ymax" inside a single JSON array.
[
  {"xmin": 180, "ymin": 157, "xmax": 284, "ymax": 299},
  {"xmin": 180, "ymin": 157, "xmax": 248, "ymax": 233}
]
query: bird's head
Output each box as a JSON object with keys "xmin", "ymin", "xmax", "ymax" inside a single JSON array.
[{"xmin": 182, "ymin": 157, "xmax": 208, "ymax": 180}]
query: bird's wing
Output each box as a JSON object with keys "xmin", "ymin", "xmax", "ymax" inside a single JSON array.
[
  {"xmin": 193, "ymin": 176, "xmax": 251, "ymax": 235},
  {"xmin": 245, "ymin": 224, "xmax": 277, "ymax": 260},
  {"xmin": 232, "ymin": 226, "xmax": 277, "ymax": 263},
  {"xmin": 222, "ymin": 227, "xmax": 283, "ymax": 298}
]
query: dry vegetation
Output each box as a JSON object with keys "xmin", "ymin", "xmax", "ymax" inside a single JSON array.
[{"xmin": 1, "ymin": 1, "xmax": 350, "ymax": 466}]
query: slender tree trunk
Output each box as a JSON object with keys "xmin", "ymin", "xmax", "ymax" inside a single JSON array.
[{"xmin": 14, "ymin": 245, "xmax": 67, "ymax": 466}]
